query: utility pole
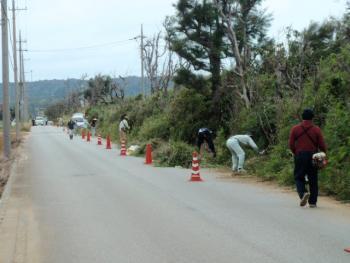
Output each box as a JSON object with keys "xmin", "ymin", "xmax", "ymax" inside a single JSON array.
[
  {"xmin": 2, "ymin": 0, "xmax": 11, "ymax": 158},
  {"xmin": 140, "ymin": 24, "xmax": 145, "ymax": 98},
  {"xmin": 18, "ymin": 31, "xmax": 28, "ymax": 122},
  {"xmin": 19, "ymin": 31, "xmax": 24, "ymax": 121},
  {"xmin": 11, "ymin": 0, "xmax": 20, "ymax": 141},
  {"xmin": 22, "ymin": 59, "xmax": 28, "ymax": 121}
]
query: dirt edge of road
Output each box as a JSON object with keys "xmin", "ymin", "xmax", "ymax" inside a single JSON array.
[
  {"xmin": 0, "ymin": 139, "xmax": 24, "ymax": 199},
  {"xmin": 0, "ymin": 134, "xmax": 41, "ymax": 263},
  {"xmin": 211, "ymin": 167, "xmax": 350, "ymax": 211}
]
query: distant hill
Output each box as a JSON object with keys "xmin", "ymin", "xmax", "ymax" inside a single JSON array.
[{"xmin": 0, "ymin": 76, "xmax": 150, "ymax": 116}]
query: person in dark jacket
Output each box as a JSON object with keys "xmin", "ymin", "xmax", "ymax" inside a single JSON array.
[
  {"xmin": 289, "ymin": 109, "xmax": 327, "ymax": 208},
  {"xmin": 67, "ymin": 119, "xmax": 76, "ymax": 139},
  {"xmin": 197, "ymin": 128, "xmax": 216, "ymax": 158},
  {"xmin": 67, "ymin": 119, "xmax": 76, "ymax": 131}
]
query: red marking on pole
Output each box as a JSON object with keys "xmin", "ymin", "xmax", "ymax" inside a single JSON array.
[{"xmin": 345, "ymin": 247, "xmax": 350, "ymax": 253}]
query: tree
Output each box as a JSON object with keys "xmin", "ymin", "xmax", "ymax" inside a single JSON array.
[
  {"xmin": 165, "ymin": 0, "xmax": 226, "ymax": 98},
  {"xmin": 143, "ymin": 31, "xmax": 178, "ymax": 96},
  {"xmin": 83, "ymin": 75, "xmax": 125, "ymax": 105},
  {"xmin": 45, "ymin": 101, "xmax": 67, "ymax": 121},
  {"xmin": 214, "ymin": 0, "xmax": 271, "ymax": 108},
  {"xmin": 66, "ymin": 91, "xmax": 81, "ymax": 113},
  {"xmin": 268, "ymin": 20, "xmax": 340, "ymax": 112}
]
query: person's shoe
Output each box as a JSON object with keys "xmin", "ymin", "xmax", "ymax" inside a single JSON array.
[
  {"xmin": 300, "ymin": 193, "xmax": 310, "ymax": 207},
  {"xmin": 309, "ymin": 204, "xmax": 317, "ymax": 208},
  {"xmin": 237, "ymin": 168, "xmax": 247, "ymax": 174}
]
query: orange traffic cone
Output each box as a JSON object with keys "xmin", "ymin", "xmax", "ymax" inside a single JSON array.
[
  {"xmin": 82, "ymin": 130, "xmax": 86, "ymax": 140},
  {"xmin": 120, "ymin": 140, "xmax": 127, "ymax": 156},
  {"xmin": 145, "ymin": 144, "xmax": 152, "ymax": 164},
  {"xmin": 97, "ymin": 134, "xmax": 102, "ymax": 145},
  {"xmin": 189, "ymin": 151, "xmax": 203, "ymax": 182},
  {"xmin": 87, "ymin": 131, "xmax": 91, "ymax": 142},
  {"xmin": 106, "ymin": 135, "xmax": 112, "ymax": 149},
  {"xmin": 345, "ymin": 247, "xmax": 350, "ymax": 253}
]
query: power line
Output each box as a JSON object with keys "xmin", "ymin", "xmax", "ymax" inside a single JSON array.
[{"xmin": 29, "ymin": 37, "xmax": 138, "ymax": 53}]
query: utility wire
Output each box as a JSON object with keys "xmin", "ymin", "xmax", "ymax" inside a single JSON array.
[{"xmin": 29, "ymin": 37, "xmax": 138, "ymax": 53}]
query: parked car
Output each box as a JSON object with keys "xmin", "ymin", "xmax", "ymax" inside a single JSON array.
[
  {"xmin": 71, "ymin": 113, "xmax": 88, "ymax": 129},
  {"xmin": 35, "ymin": 116, "xmax": 45, "ymax": 126}
]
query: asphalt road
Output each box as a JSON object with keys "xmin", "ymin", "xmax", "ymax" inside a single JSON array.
[{"xmin": 0, "ymin": 126, "xmax": 349, "ymax": 263}]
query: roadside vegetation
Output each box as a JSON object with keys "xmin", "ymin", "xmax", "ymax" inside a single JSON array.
[{"xmin": 45, "ymin": 1, "xmax": 350, "ymax": 201}]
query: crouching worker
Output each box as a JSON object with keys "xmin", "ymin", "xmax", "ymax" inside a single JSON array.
[
  {"xmin": 226, "ymin": 134, "xmax": 263, "ymax": 174},
  {"xmin": 197, "ymin": 128, "xmax": 216, "ymax": 158}
]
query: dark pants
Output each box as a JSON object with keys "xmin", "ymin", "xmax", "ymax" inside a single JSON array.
[
  {"xmin": 294, "ymin": 151, "xmax": 318, "ymax": 205},
  {"xmin": 197, "ymin": 133, "xmax": 215, "ymax": 154}
]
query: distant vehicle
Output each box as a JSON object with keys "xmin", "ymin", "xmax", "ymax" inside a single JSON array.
[
  {"xmin": 72, "ymin": 113, "xmax": 84, "ymax": 118},
  {"xmin": 71, "ymin": 113, "xmax": 88, "ymax": 128},
  {"xmin": 35, "ymin": 116, "xmax": 45, "ymax": 126}
]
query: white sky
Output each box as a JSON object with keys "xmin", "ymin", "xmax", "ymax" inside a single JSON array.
[{"xmin": 6, "ymin": 0, "xmax": 349, "ymax": 81}]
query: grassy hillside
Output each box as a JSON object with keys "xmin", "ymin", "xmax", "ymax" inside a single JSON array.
[{"xmin": 0, "ymin": 77, "xmax": 151, "ymax": 116}]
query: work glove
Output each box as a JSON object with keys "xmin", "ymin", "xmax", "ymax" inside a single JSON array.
[{"xmin": 259, "ymin": 150, "xmax": 266, "ymax": 155}]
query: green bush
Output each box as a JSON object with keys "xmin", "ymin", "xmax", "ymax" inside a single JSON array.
[
  {"xmin": 168, "ymin": 88, "xmax": 212, "ymax": 143},
  {"xmin": 156, "ymin": 141, "xmax": 194, "ymax": 168},
  {"xmin": 321, "ymin": 103, "xmax": 350, "ymax": 200},
  {"xmin": 213, "ymin": 128, "xmax": 231, "ymax": 166},
  {"xmin": 138, "ymin": 114, "xmax": 170, "ymax": 141},
  {"xmin": 135, "ymin": 138, "xmax": 167, "ymax": 156}
]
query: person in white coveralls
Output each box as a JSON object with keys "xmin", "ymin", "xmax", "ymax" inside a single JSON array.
[
  {"xmin": 119, "ymin": 114, "xmax": 130, "ymax": 144},
  {"xmin": 226, "ymin": 134, "xmax": 264, "ymax": 173}
]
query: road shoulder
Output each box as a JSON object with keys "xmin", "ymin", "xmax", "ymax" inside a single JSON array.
[
  {"xmin": 209, "ymin": 167, "xmax": 350, "ymax": 213},
  {"xmin": 0, "ymin": 139, "xmax": 41, "ymax": 263}
]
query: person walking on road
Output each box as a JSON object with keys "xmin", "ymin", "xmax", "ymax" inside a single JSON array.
[
  {"xmin": 226, "ymin": 134, "xmax": 263, "ymax": 174},
  {"xmin": 90, "ymin": 117, "xmax": 98, "ymax": 137},
  {"xmin": 289, "ymin": 109, "xmax": 327, "ymax": 208},
  {"xmin": 197, "ymin": 128, "xmax": 216, "ymax": 158},
  {"xmin": 119, "ymin": 114, "xmax": 130, "ymax": 144},
  {"xmin": 67, "ymin": 119, "xmax": 75, "ymax": 140}
]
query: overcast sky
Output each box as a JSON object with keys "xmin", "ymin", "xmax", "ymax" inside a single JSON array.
[{"xmin": 8, "ymin": 0, "xmax": 348, "ymax": 81}]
